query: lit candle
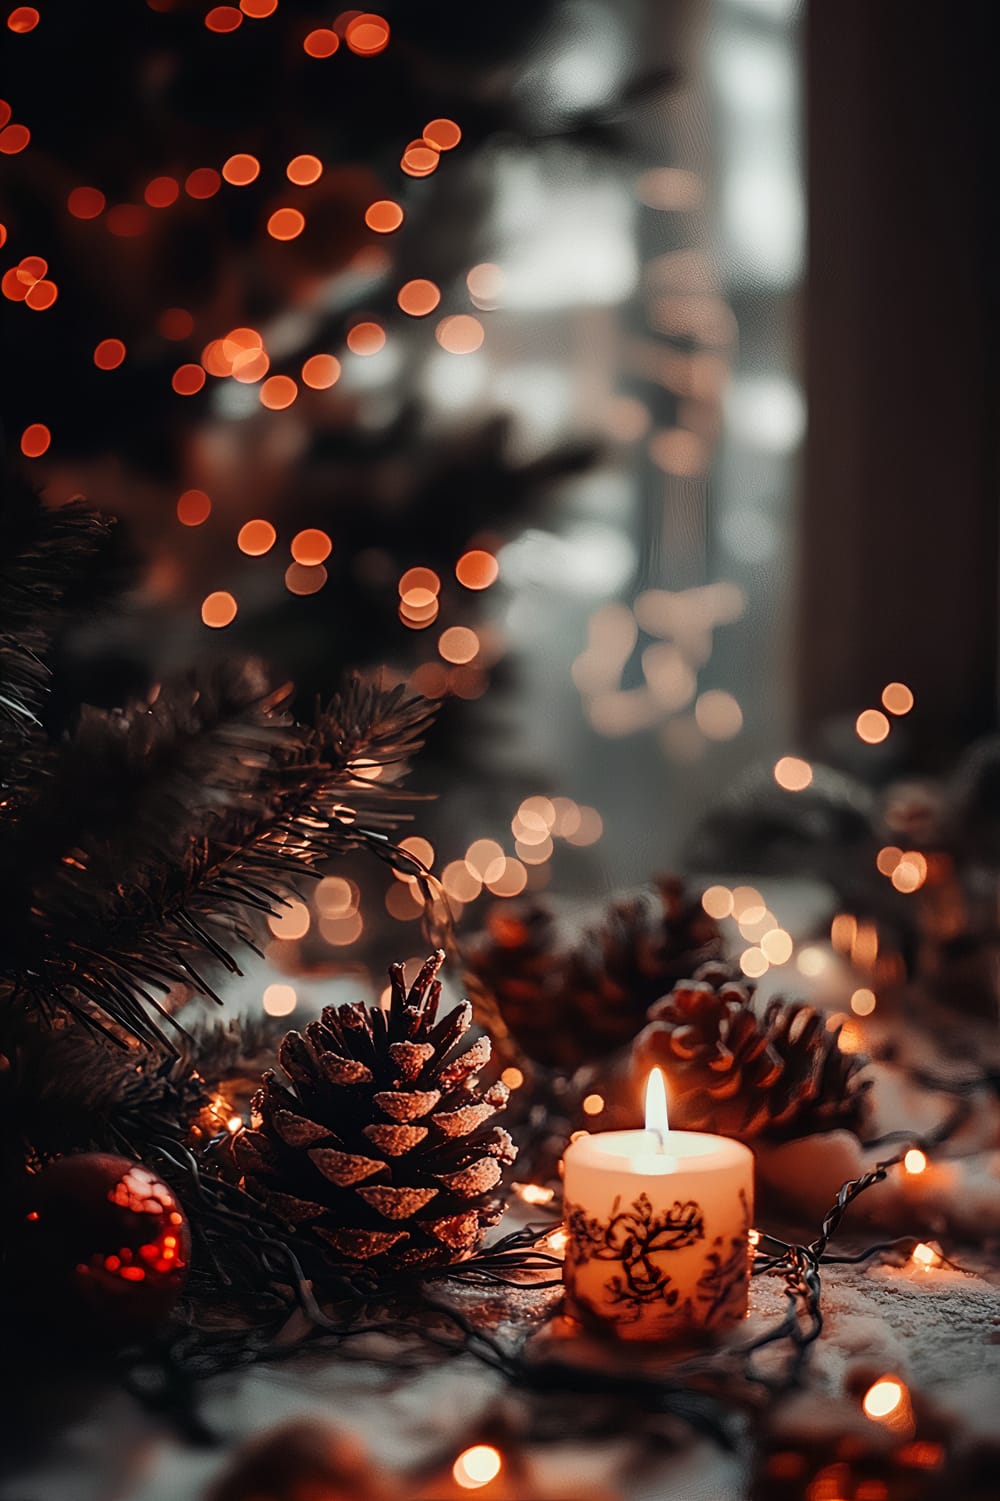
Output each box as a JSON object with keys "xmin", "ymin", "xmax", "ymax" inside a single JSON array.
[{"xmin": 562, "ymin": 1069, "xmax": 754, "ymax": 1341}]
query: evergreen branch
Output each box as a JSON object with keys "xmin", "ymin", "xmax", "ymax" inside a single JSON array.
[{"xmin": 0, "ymin": 676, "xmax": 438, "ymax": 1047}]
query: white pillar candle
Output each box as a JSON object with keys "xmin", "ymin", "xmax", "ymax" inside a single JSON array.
[{"xmin": 562, "ymin": 1070, "xmax": 754, "ymax": 1341}]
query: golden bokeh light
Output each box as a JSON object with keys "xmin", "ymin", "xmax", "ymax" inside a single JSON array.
[
  {"xmin": 582, "ymin": 1094, "xmax": 605, "ymax": 1117},
  {"xmin": 797, "ymin": 946, "xmax": 827, "ymax": 977},
  {"xmin": 345, "ymin": 13, "xmax": 390, "ymax": 55},
  {"xmin": 267, "ymin": 207, "xmax": 305, "ymax": 240},
  {"xmin": 502, "ymin": 1069, "xmax": 526, "ymax": 1092},
  {"xmin": 856, "ymin": 708, "xmax": 890, "ymax": 744},
  {"xmin": 466, "ymin": 262, "xmax": 505, "ymax": 310},
  {"xmin": 222, "ymin": 153, "xmax": 260, "ymax": 186},
  {"xmin": 399, "ymin": 567, "xmax": 440, "ymax": 596},
  {"xmin": 185, "ymin": 167, "xmax": 221, "ymax": 199},
  {"xmin": 731, "ymin": 886, "xmax": 763, "ymax": 920},
  {"xmin": 397, "ymin": 835, "xmax": 434, "ymax": 876},
  {"xmin": 304, "ymin": 27, "xmax": 339, "ymax": 57},
  {"xmin": 262, "ymin": 983, "xmax": 297, "ymax": 1017},
  {"xmin": 882, "ymin": 681, "xmax": 914, "ymax": 716},
  {"xmin": 346, "ymin": 321, "xmax": 385, "ymax": 355},
  {"xmin": 260, "ymin": 374, "xmax": 298, "ymax": 409},
  {"xmin": 464, "ymin": 839, "xmax": 504, "ymax": 880},
  {"xmin": 850, "ymin": 987, "xmax": 876, "ymax": 1016},
  {"xmin": 876, "ymin": 845, "xmax": 903, "ymax": 876},
  {"xmin": 442, "ymin": 861, "xmax": 482, "ymax": 903},
  {"xmin": 485, "ymin": 858, "xmax": 528, "ymax": 898},
  {"xmin": 423, "ymin": 118, "xmax": 462, "ymax": 151},
  {"xmin": 455, "ymin": 550, "xmax": 499, "ymax": 590},
  {"xmin": 316, "ymin": 876, "xmax": 359, "ymax": 917},
  {"xmin": 20, "ymin": 422, "xmax": 50, "ymax": 458},
  {"xmin": 397, "ymin": 279, "xmax": 441, "ymax": 316},
  {"xmin": 25, "ymin": 279, "xmax": 58, "ymax": 310},
  {"xmin": 364, "ymin": 199, "xmax": 403, "ymax": 233},
  {"xmin": 302, "ymin": 354, "xmax": 340, "ymax": 389},
  {"xmin": 435, "ymin": 314, "xmax": 484, "ymax": 354},
  {"xmin": 205, "ymin": 5, "xmax": 243, "ymax": 30},
  {"xmin": 773, "ymin": 756, "xmax": 813, "ymax": 792},
  {"xmin": 7, "ymin": 8, "xmax": 40, "ymax": 33},
  {"xmin": 68, "ymin": 186, "xmax": 106, "ymax": 219},
  {"xmin": 740, "ymin": 948, "xmax": 769, "ymax": 979},
  {"xmin": 438, "ymin": 627, "xmax": 479, "ymax": 664},
  {"xmin": 201, "ymin": 591, "xmax": 238, "ymax": 628},
  {"xmin": 177, "ymin": 489, "xmax": 212, "ymax": 527},
  {"xmin": 267, "ymin": 899, "xmax": 310, "ymax": 940},
  {"xmin": 401, "ymin": 140, "xmax": 439, "ymax": 177},
  {"xmin": 287, "ymin": 154, "xmax": 323, "ymax": 186},
  {"xmin": 237, "ymin": 520, "xmax": 277, "ymax": 556},
  {"xmin": 290, "ymin": 528, "xmax": 332, "ymax": 565},
  {"xmin": 144, "ymin": 176, "xmax": 179, "ymax": 209},
  {"xmin": 172, "ymin": 363, "xmax": 207, "ymax": 396},
  {"xmin": 701, "ymin": 885, "xmax": 734, "ymax": 920},
  {"xmin": 760, "ymin": 928, "xmax": 793, "ymax": 965},
  {"xmin": 904, "ymin": 1148, "xmax": 927, "ymax": 1175},
  {"xmin": 891, "ymin": 854, "xmax": 927, "ymax": 893},
  {"xmin": 564, "ymin": 806, "xmax": 603, "ymax": 846},
  {"xmin": 94, "ymin": 338, "xmax": 127, "ymax": 370},
  {"xmin": 321, "ymin": 910, "xmax": 365, "ymax": 945},
  {"xmin": 284, "ymin": 562, "xmax": 328, "ymax": 596}
]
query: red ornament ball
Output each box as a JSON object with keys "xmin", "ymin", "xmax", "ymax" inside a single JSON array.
[{"xmin": 18, "ymin": 1153, "xmax": 190, "ymax": 1336}]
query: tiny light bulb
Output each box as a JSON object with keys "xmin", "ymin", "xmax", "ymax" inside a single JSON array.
[{"xmin": 904, "ymin": 1148, "xmax": 927, "ymax": 1175}]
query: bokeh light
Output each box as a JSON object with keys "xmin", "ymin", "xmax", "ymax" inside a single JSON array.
[
  {"xmin": 144, "ymin": 176, "xmax": 179, "ymax": 208},
  {"xmin": 302, "ymin": 354, "xmax": 340, "ymax": 389},
  {"xmin": 94, "ymin": 338, "xmax": 126, "ymax": 370},
  {"xmin": 241, "ymin": 0, "xmax": 278, "ymax": 15},
  {"xmin": 456, "ymin": 550, "xmax": 499, "ymax": 590},
  {"xmin": 285, "ymin": 562, "xmax": 327, "ymax": 595},
  {"xmin": 904, "ymin": 1148, "xmax": 927, "ymax": 1175},
  {"xmin": 287, "ymin": 154, "xmax": 323, "ymax": 186},
  {"xmin": 466, "ymin": 262, "xmax": 505, "ymax": 310},
  {"xmin": 205, "ymin": 6, "xmax": 242, "ymax": 32},
  {"xmin": 850, "ymin": 987, "xmax": 876, "ymax": 1016},
  {"xmin": 262, "ymin": 983, "xmax": 297, "ymax": 1017},
  {"xmin": 364, "ymin": 200, "xmax": 403, "ymax": 233},
  {"xmin": 304, "ymin": 28, "xmax": 339, "ymax": 57},
  {"xmin": 882, "ymin": 681, "xmax": 914, "ymax": 715},
  {"xmin": 185, "ymin": 168, "xmax": 221, "ymax": 200},
  {"xmin": 397, "ymin": 279, "xmax": 440, "ymax": 316},
  {"xmin": 201, "ymin": 591, "xmax": 238, "ymax": 628},
  {"xmin": 0, "ymin": 123, "xmax": 30, "ymax": 154},
  {"xmin": 260, "ymin": 375, "xmax": 297, "ymax": 409},
  {"xmin": 7, "ymin": 8, "xmax": 40, "ymax": 33},
  {"xmin": 435, "ymin": 315, "xmax": 485, "ymax": 354},
  {"xmin": 267, "ymin": 899, "xmax": 310, "ymax": 940},
  {"xmin": 346, "ymin": 321, "xmax": 385, "ymax": 355},
  {"xmin": 773, "ymin": 756, "xmax": 812, "ymax": 792},
  {"xmin": 862, "ymin": 1378, "xmax": 905, "ymax": 1421},
  {"xmin": 222, "ymin": 153, "xmax": 260, "ymax": 186},
  {"xmin": 172, "ymin": 364, "xmax": 206, "ymax": 396},
  {"xmin": 424, "ymin": 118, "xmax": 462, "ymax": 151},
  {"xmin": 856, "ymin": 709, "xmax": 890, "ymax": 744},
  {"xmin": 290, "ymin": 529, "xmax": 332, "ymax": 565},
  {"xmin": 401, "ymin": 140, "xmax": 439, "ymax": 177},
  {"xmin": 439, "ymin": 627, "xmax": 479, "ymax": 664},
  {"xmin": 267, "ymin": 207, "xmax": 305, "ymax": 240},
  {"xmin": 177, "ymin": 490, "xmax": 211, "ymax": 526},
  {"xmin": 701, "ymin": 885, "xmax": 733, "ymax": 919},
  {"xmin": 20, "ymin": 423, "xmax": 50, "ymax": 458},
  {"xmin": 237, "ymin": 520, "xmax": 277, "ymax": 556},
  {"xmin": 67, "ymin": 186, "xmax": 106, "ymax": 219},
  {"xmin": 345, "ymin": 14, "xmax": 390, "ymax": 55}
]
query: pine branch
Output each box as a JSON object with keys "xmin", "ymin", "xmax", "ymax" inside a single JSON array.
[{"xmin": 0, "ymin": 676, "xmax": 438, "ymax": 1048}]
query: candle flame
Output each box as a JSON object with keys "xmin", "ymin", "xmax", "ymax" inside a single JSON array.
[{"xmin": 645, "ymin": 1067, "xmax": 669, "ymax": 1141}]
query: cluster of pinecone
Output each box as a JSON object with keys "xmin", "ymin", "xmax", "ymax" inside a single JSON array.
[
  {"xmin": 633, "ymin": 962, "xmax": 870, "ymax": 1141},
  {"xmin": 462, "ymin": 875, "xmax": 721, "ymax": 1069}
]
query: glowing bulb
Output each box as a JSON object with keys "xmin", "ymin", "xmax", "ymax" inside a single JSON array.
[
  {"xmin": 911, "ymin": 1241, "xmax": 939, "ymax": 1268},
  {"xmin": 904, "ymin": 1148, "xmax": 927, "ymax": 1175}
]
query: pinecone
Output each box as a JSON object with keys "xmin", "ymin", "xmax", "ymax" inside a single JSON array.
[
  {"xmin": 632, "ymin": 962, "xmax": 871, "ymax": 1141},
  {"xmin": 463, "ymin": 875, "xmax": 721, "ymax": 1070},
  {"xmin": 235, "ymin": 952, "xmax": 516, "ymax": 1271}
]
